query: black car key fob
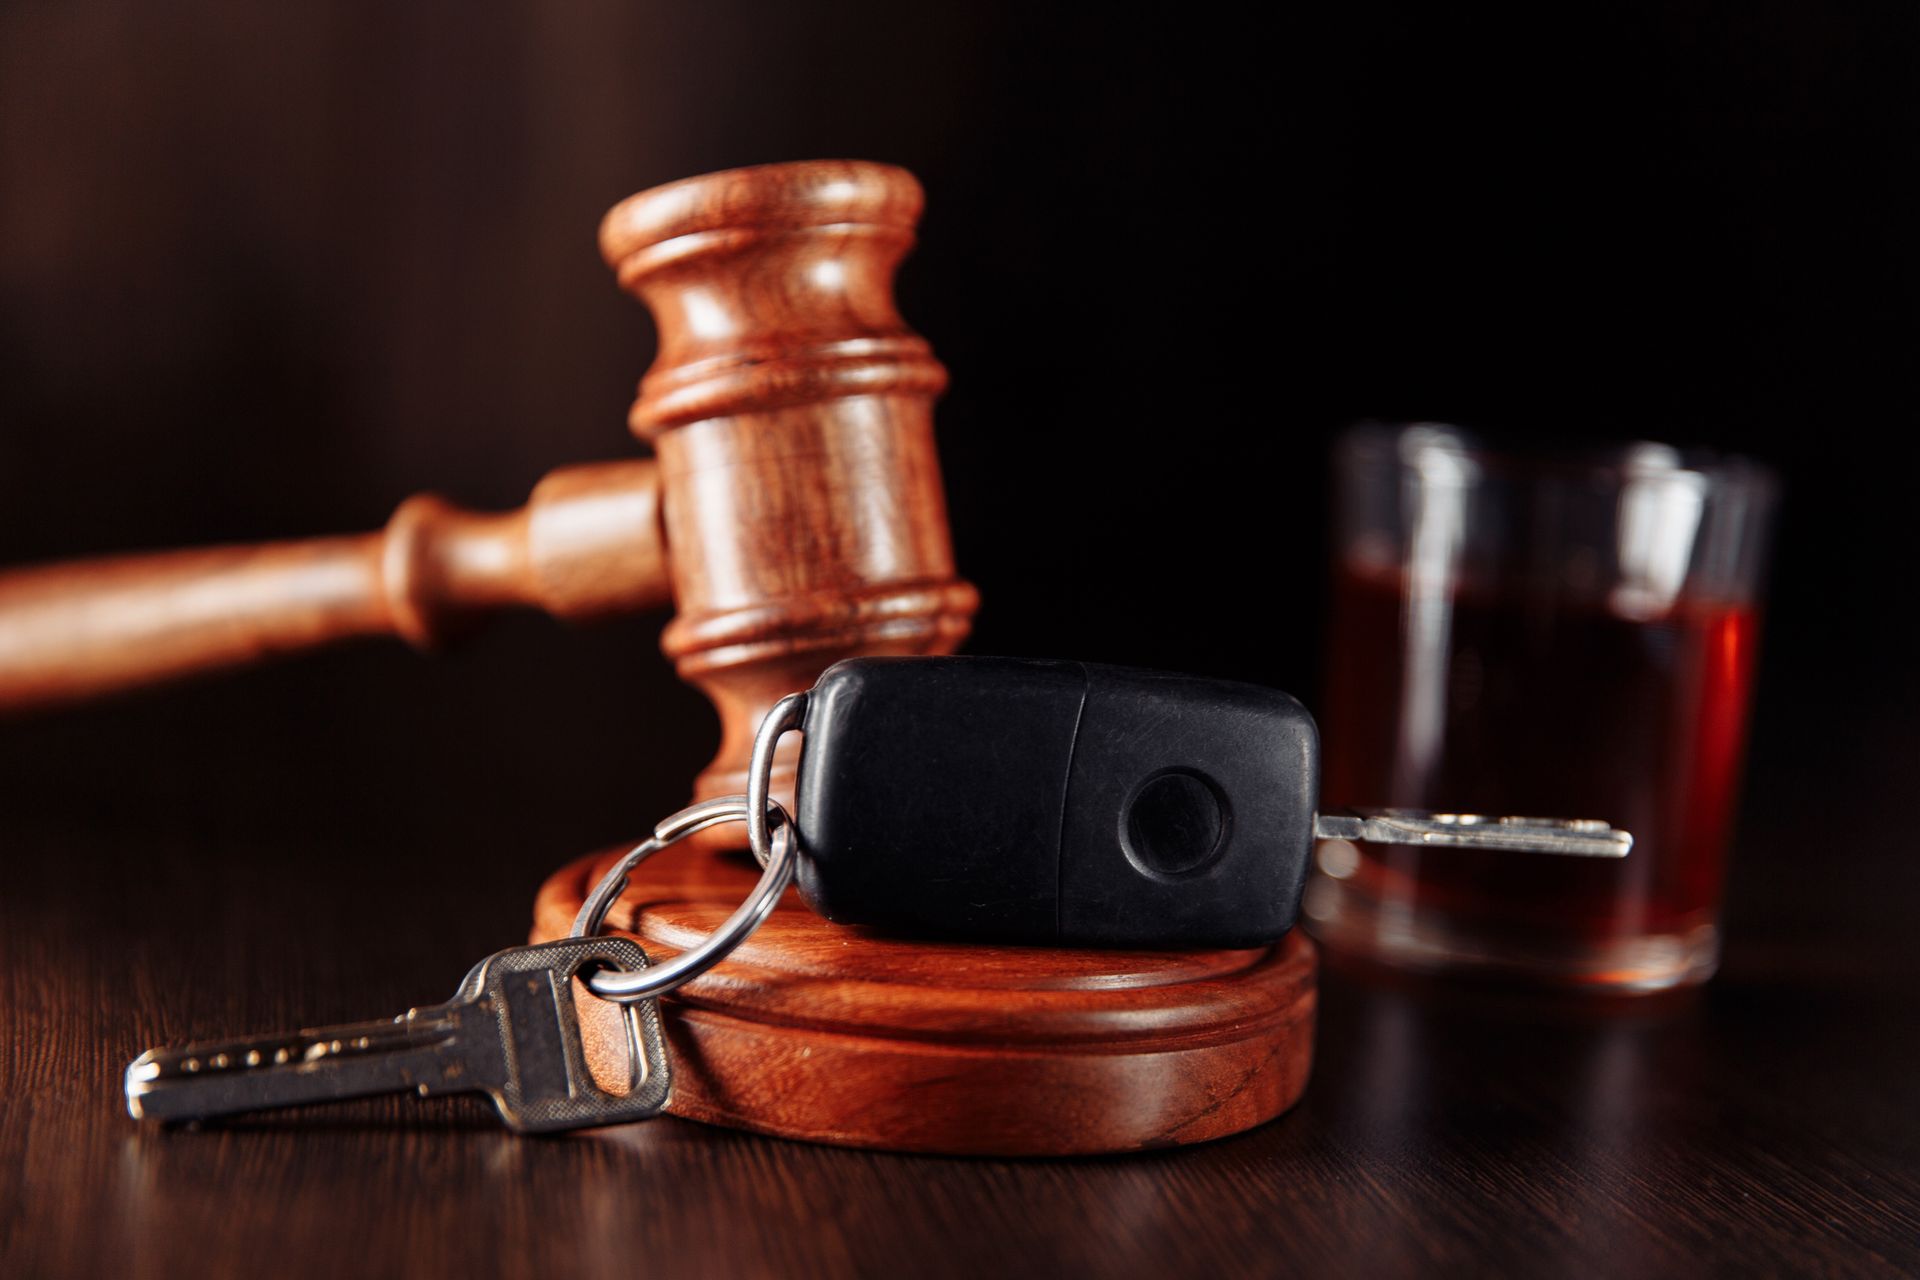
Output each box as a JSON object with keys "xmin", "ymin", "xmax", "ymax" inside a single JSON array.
[{"xmin": 788, "ymin": 656, "xmax": 1631, "ymax": 949}]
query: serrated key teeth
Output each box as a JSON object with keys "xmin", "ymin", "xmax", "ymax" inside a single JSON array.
[{"xmin": 119, "ymin": 941, "xmax": 671, "ymax": 1131}]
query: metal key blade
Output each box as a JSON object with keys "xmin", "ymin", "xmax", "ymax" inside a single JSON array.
[
  {"xmin": 126, "ymin": 936, "xmax": 671, "ymax": 1132},
  {"xmin": 126, "ymin": 1007, "xmax": 471, "ymax": 1123},
  {"xmin": 1312, "ymin": 809, "xmax": 1633, "ymax": 858}
]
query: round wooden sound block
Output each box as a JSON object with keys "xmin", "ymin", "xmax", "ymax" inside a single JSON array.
[{"xmin": 530, "ymin": 843, "xmax": 1317, "ymax": 1156}]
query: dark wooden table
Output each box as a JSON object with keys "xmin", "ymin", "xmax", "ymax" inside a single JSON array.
[{"xmin": 2, "ymin": 632, "xmax": 1917, "ymax": 1279}]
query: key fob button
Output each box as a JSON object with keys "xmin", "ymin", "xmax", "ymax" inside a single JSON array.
[
  {"xmin": 1060, "ymin": 666, "xmax": 1318, "ymax": 948},
  {"xmin": 1123, "ymin": 769, "xmax": 1228, "ymax": 878}
]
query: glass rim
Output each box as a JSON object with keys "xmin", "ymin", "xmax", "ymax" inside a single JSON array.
[{"xmin": 1337, "ymin": 420, "xmax": 1780, "ymax": 500}]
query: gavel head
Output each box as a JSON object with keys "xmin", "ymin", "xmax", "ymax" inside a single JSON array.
[{"xmin": 599, "ymin": 161, "xmax": 978, "ymax": 809}]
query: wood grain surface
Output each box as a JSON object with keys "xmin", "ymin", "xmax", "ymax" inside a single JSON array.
[{"xmin": 4, "ymin": 780, "xmax": 1917, "ymax": 1279}]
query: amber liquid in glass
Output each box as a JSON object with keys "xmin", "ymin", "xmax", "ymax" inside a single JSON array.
[{"xmin": 1313, "ymin": 561, "xmax": 1759, "ymax": 986}]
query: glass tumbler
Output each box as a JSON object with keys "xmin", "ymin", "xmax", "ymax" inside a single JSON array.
[{"xmin": 1303, "ymin": 424, "xmax": 1777, "ymax": 991}]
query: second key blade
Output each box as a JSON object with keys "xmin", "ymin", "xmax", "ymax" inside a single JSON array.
[{"xmin": 1312, "ymin": 810, "xmax": 1634, "ymax": 857}]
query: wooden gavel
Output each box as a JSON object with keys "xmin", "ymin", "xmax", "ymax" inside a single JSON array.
[
  {"xmin": 8, "ymin": 159, "xmax": 1324, "ymax": 1158},
  {"xmin": 0, "ymin": 160, "xmax": 978, "ymax": 803}
]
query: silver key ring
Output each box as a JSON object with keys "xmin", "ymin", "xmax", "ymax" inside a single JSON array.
[{"xmin": 573, "ymin": 691, "xmax": 808, "ymax": 1004}]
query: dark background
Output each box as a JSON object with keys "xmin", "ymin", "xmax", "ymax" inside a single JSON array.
[
  {"xmin": 2, "ymin": 3, "xmax": 1916, "ymax": 973},
  {"xmin": 6, "ymin": 7, "xmax": 1920, "ymax": 1277}
]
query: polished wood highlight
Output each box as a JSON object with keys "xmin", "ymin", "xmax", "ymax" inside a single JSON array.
[
  {"xmin": 0, "ymin": 160, "xmax": 977, "ymax": 815},
  {"xmin": 601, "ymin": 161, "xmax": 977, "ymax": 802},
  {"xmin": 0, "ymin": 458, "xmax": 668, "ymax": 710},
  {"xmin": 530, "ymin": 843, "xmax": 1316, "ymax": 1156}
]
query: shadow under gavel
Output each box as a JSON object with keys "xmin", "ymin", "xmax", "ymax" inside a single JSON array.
[{"xmin": 0, "ymin": 160, "xmax": 979, "ymax": 805}]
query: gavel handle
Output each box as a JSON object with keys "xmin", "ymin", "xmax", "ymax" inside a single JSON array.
[{"xmin": 0, "ymin": 459, "xmax": 670, "ymax": 711}]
